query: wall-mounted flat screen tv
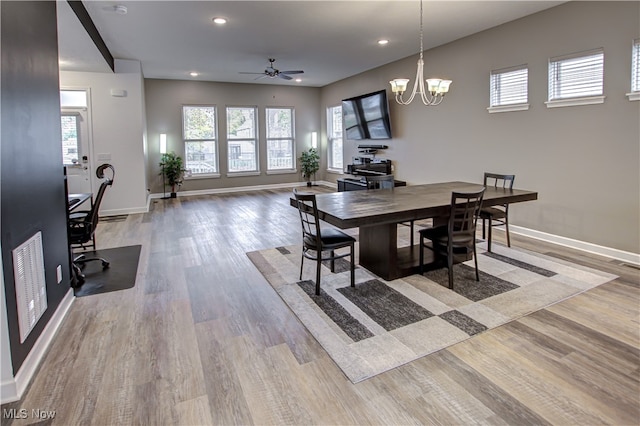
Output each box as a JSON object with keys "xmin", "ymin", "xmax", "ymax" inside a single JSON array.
[{"xmin": 341, "ymin": 89, "xmax": 392, "ymax": 140}]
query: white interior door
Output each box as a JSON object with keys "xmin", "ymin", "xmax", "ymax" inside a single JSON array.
[{"xmin": 62, "ymin": 107, "xmax": 93, "ymax": 201}]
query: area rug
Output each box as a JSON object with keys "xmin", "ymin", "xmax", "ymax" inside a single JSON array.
[
  {"xmin": 73, "ymin": 245, "xmax": 141, "ymax": 297},
  {"xmin": 247, "ymin": 242, "xmax": 617, "ymax": 383}
]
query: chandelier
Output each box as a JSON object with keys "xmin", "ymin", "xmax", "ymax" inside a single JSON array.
[{"xmin": 389, "ymin": 0, "xmax": 452, "ymax": 106}]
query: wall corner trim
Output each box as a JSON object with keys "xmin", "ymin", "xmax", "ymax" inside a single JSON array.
[{"xmin": 0, "ymin": 289, "xmax": 75, "ymax": 404}]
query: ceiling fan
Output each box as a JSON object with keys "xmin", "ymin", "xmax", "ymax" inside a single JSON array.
[{"xmin": 239, "ymin": 58, "xmax": 304, "ymax": 81}]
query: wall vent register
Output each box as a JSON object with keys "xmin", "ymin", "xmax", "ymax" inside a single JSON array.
[{"xmin": 12, "ymin": 231, "xmax": 48, "ymax": 343}]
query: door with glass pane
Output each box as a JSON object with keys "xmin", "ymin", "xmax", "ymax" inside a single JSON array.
[{"xmin": 62, "ymin": 108, "xmax": 92, "ymax": 196}]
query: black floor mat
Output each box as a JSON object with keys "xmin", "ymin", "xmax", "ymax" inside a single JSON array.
[{"xmin": 73, "ymin": 245, "xmax": 141, "ymax": 297}]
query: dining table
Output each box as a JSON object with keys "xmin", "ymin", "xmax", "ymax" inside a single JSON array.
[{"xmin": 291, "ymin": 181, "xmax": 538, "ymax": 281}]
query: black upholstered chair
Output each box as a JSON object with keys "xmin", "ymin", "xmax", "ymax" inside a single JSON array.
[
  {"xmin": 419, "ymin": 188, "xmax": 485, "ymax": 289},
  {"xmin": 365, "ymin": 175, "xmax": 415, "ymax": 246},
  {"xmin": 481, "ymin": 172, "xmax": 515, "ymax": 252},
  {"xmin": 293, "ymin": 188, "xmax": 355, "ymax": 296},
  {"xmin": 69, "ymin": 164, "xmax": 115, "ymax": 285}
]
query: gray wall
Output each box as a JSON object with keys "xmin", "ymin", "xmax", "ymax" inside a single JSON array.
[
  {"xmin": 1, "ymin": 0, "xmax": 71, "ymax": 374},
  {"xmin": 144, "ymin": 79, "xmax": 321, "ymax": 193},
  {"xmin": 320, "ymin": 1, "xmax": 639, "ymax": 253}
]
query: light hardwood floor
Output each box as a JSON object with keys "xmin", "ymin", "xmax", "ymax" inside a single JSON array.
[{"xmin": 3, "ymin": 188, "xmax": 639, "ymax": 425}]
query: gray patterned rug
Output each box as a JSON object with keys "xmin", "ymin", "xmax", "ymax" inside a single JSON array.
[{"xmin": 247, "ymin": 242, "xmax": 616, "ymax": 383}]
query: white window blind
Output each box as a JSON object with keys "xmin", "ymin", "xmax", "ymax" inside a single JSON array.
[
  {"xmin": 548, "ymin": 49, "xmax": 604, "ymax": 101},
  {"xmin": 490, "ymin": 66, "xmax": 528, "ymax": 108},
  {"xmin": 632, "ymin": 39, "xmax": 640, "ymax": 92}
]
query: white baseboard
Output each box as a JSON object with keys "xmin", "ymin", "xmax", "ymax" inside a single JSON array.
[
  {"xmin": 0, "ymin": 289, "xmax": 75, "ymax": 404},
  {"xmin": 510, "ymin": 225, "xmax": 640, "ymax": 266},
  {"xmin": 100, "ymin": 205, "xmax": 149, "ymax": 216},
  {"xmin": 149, "ymin": 180, "xmax": 336, "ymax": 199}
]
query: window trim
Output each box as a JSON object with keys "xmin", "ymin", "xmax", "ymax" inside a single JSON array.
[
  {"xmin": 226, "ymin": 105, "xmax": 259, "ymax": 174},
  {"xmin": 487, "ymin": 64, "xmax": 529, "ymax": 114},
  {"xmin": 182, "ymin": 105, "xmax": 219, "ymax": 176},
  {"xmin": 327, "ymin": 105, "xmax": 344, "ymax": 172},
  {"xmin": 265, "ymin": 107, "xmax": 296, "ymax": 173},
  {"xmin": 546, "ymin": 48, "xmax": 605, "ymax": 108}
]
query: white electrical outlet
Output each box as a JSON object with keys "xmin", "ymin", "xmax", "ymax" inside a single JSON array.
[{"xmin": 56, "ymin": 265, "xmax": 62, "ymax": 283}]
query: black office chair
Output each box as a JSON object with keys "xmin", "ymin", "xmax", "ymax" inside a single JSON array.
[
  {"xmin": 69, "ymin": 164, "xmax": 115, "ymax": 285},
  {"xmin": 293, "ymin": 188, "xmax": 355, "ymax": 296},
  {"xmin": 419, "ymin": 188, "xmax": 485, "ymax": 290},
  {"xmin": 480, "ymin": 172, "xmax": 515, "ymax": 252},
  {"xmin": 365, "ymin": 175, "xmax": 415, "ymax": 246}
]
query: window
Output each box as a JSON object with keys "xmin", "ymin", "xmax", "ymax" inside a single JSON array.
[
  {"xmin": 488, "ymin": 65, "xmax": 528, "ymax": 113},
  {"xmin": 628, "ymin": 39, "xmax": 640, "ymax": 101},
  {"xmin": 266, "ymin": 107, "xmax": 295, "ymax": 171},
  {"xmin": 547, "ymin": 49, "xmax": 604, "ymax": 108},
  {"xmin": 227, "ymin": 107, "xmax": 258, "ymax": 173},
  {"xmin": 60, "ymin": 90, "xmax": 88, "ymax": 166},
  {"xmin": 327, "ymin": 105, "xmax": 343, "ymax": 171},
  {"xmin": 61, "ymin": 113, "xmax": 81, "ymax": 165},
  {"xmin": 183, "ymin": 105, "xmax": 218, "ymax": 175},
  {"xmin": 60, "ymin": 90, "xmax": 87, "ymax": 108}
]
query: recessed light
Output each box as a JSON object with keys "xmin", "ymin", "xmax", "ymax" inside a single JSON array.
[
  {"xmin": 295, "ymin": 78, "xmax": 302, "ymax": 83},
  {"xmin": 378, "ymin": 39, "xmax": 389, "ymax": 46},
  {"xmin": 190, "ymin": 72, "xmax": 199, "ymax": 77},
  {"xmin": 212, "ymin": 17, "xmax": 227, "ymax": 25},
  {"xmin": 113, "ymin": 5, "xmax": 128, "ymax": 15}
]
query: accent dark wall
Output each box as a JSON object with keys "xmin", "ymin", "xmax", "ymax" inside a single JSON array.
[{"xmin": 1, "ymin": 1, "xmax": 71, "ymax": 374}]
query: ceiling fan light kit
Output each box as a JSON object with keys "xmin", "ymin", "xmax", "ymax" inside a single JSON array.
[{"xmin": 390, "ymin": 0, "xmax": 452, "ymax": 106}]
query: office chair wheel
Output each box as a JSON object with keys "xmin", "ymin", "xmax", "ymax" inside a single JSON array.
[
  {"xmin": 72, "ymin": 265, "xmax": 85, "ymax": 288},
  {"xmin": 101, "ymin": 261, "xmax": 110, "ymax": 269}
]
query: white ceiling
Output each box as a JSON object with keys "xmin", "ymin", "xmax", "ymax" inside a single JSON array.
[{"xmin": 57, "ymin": 1, "xmax": 565, "ymax": 87}]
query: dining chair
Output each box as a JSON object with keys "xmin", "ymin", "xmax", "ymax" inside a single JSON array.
[
  {"xmin": 364, "ymin": 175, "xmax": 415, "ymax": 246},
  {"xmin": 481, "ymin": 172, "xmax": 515, "ymax": 252},
  {"xmin": 293, "ymin": 188, "xmax": 355, "ymax": 296},
  {"xmin": 68, "ymin": 164, "xmax": 115, "ymax": 285},
  {"xmin": 419, "ymin": 188, "xmax": 485, "ymax": 290}
]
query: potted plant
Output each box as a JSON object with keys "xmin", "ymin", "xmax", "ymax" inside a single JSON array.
[
  {"xmin": 299, "ymin": 147, "xmax": 320, "ymax": 186},
  {"xmin": 159, "ymin": 152, "xmax": 185, "ymax": 198}
]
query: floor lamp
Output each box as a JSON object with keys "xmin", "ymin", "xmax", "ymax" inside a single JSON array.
[{"xmin": 160, "ymin": 133, "xmax": 170, "ymax": 199}]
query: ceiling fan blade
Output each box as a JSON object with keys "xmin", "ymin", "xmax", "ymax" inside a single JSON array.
[
  {"xmin": 239, "ymin": 72, "xmax": 265, "ymax": 75},
  {"xmin": 254, "ymin": 75, "xmax": 269, "ymax": 80},
  {"xmin": 278, "ymin": 74, "xmax": 293, "ymax": 80},
  {"xmin": 280, "ymin": 70, "xmax": 304, "ymax": 75}
]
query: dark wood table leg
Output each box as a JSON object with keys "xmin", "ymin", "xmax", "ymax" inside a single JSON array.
[
  {"xmin": 359, "ymin": 223, "xmax": 398, "ymax": 280},
  {"xmin": 359, "ymin": 223, "xmax": 428, "ymax": 280}
]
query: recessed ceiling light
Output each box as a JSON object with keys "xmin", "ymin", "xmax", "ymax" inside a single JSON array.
[
  {"xmin": 190, "ymin": 72, "xmax": 199, "ymax": 77},
  {"xmin": 212, "ymin": 17, "xmax": 227, "ymax": 25},
  {"xmin": 295, "ymin": 78, "xmax": 302, "ymax": 83},
  {"xmin": 378, "ymin": 39, "xmax": 389, "ymax": 45},
  {"xmin": 113, "ymin": 5, "xmax": 128, "ymax": 15}
]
